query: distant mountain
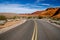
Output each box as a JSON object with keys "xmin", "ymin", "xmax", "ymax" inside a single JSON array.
[
  {"xmin": 2, "ymin": 7, "xmax": 59, "ymax": 18},
  {"xmin": 41, "ymin": 8, "xmax": 60, "ymax": 17},
  {"xmin": 31, "ymin": 7, "xmax": 60, "ymax": 18},
  {"xmin": 52, "ymin": 8, "xmax": 60, "ymax": 18},
  {"xmin": 0, "ymin": 13, "xmax": 18, "ymax": 18},
  {"xmin": 32, "ymin": 11, "xmax": 43, "ymax": 15}
]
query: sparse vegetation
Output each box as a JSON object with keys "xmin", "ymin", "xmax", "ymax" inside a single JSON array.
[
  {"xmin": 12, "ymin": 16, "xmax": 17, "ymax": 19},
  {"xmin": 0, "ymin": 15, "xmax": 7, "ymax": 20},
  {"xmin": 49, "ymin": 17, "xmax": 60, "ymax": 25},
  {"xmin": 27, "ymin": 16, "xmax": 32, "ymax": 19},
  {"xmin": 51, "ymin": 17, "xmax": 60, "ymax": 21},
  {"xmin": 38, "ymin": 16, "xmax": 43, "ymax": 19},
  {"xmin": 0, "ymin": 15, "xmax": 7, "ymax": 25},
  {"xmin": 54, "ymin": 22, "xmax": 60, "ymax": 25}
]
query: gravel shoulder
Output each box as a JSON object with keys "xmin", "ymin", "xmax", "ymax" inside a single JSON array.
[
  {"xmin": 0, "ymin": 19, "xmax": 27, "ymax": 34},
  {"xmin": 40, "ymin": 19, "xmax": 60, "ymax": 28}
]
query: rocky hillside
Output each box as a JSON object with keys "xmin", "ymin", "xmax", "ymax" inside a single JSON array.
[
  {"xmin": 1, "ymin": 7, "xmax": 60, "ymax": 18},
  {"xmin": 32, "ymin": 7, "xmax": 60, "ymax": 18},
  {"xmin": 52, "ymin": 8, "xmax": 60, "ymax": 18},
  {"xmin": 41, "ymin": 8, "xmax": 59, "ymax": 17}
]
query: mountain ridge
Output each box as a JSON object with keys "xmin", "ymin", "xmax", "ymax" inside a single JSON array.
[{"xmin": 0, "ymin": 7, "xmax": 60, "ymax": 18}]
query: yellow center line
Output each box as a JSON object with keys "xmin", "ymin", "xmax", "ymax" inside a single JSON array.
[
  {"xmin": 35, "ymin": 21, "xmax": 38, "ymax": 40},
  {"xmin": 31, "ymin": 25, "xmax": 35, "ymax": 40},
  {"xmin": 31, "ymin": 20, "xmax": 38, "ymax": 40}
]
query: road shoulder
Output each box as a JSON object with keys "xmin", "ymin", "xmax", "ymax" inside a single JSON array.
[
  {"xmin": 0, "ymin": 20, "xmax": 27, "ymax": 34},
  {"xmin": 40, "ymin": 19, "xmax": 60, "ymax": 28}
]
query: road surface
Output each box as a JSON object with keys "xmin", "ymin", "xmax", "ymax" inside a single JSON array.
[{"xmin": 0, "ymin": 19, "xmax": 60, "ymax": 40}]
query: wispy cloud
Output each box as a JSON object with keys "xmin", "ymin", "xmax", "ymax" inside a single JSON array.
[
  {"xmin": 35, "ymin": 0, "xmax": 44, "ymax": 4},
  {"xmin": 0, "ymin": 4, "xmax": 41, "ymax": 13},
  {"xmin": 41, "ymin": 4, "xmax": 50, "ymax": 6},
  {"xmin": 0, "ymin": 1, "xmax": 50, "ymax": 13}
]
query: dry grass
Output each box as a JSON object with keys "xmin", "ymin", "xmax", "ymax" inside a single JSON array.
[{"xmin": 0, "ymin": 20, "xmax": 21, "ymax": 29}]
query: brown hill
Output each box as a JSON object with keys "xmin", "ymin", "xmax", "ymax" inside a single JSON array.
[
  {"xmin": 18, "ymin": 7, "xmax": 60, "ymax": 18},
  {"xmin": 52, "ymin": 8, "xmax": 60, "ymax": 18},
  {"xmin": 32, "ymin": 7, "xmax": 60, "ymax": 18},
  {"xmin": 0, "ymin": 13, "xmax": 18, "ymax": 18}
]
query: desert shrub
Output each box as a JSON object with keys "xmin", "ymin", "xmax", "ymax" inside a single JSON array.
[
  {"xmin": 51, "ymin": 17, "xmax": 60, "ymax": 21},
  {"xmin": 0, "ymin": 15, "xmax": 7, "ymax": 25},
  {"xmin": 38, "ymin": 16, "xmax": 43, "ymax": 19},
  {"xmin": 0, "ymin": 15, "xmax": 7, "ymax": 20},
  {"xmin": 12, "ymin": 16, "xmax": 17, "ymax": 19},
  {"xmin": 27, "ymin": 16, "xmax": 32, "ymax": 19}
]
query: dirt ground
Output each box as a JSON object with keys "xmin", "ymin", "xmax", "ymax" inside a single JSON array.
[{"xmin": 0, "ymin": 20, "xmax": 22, "ymax": 29}]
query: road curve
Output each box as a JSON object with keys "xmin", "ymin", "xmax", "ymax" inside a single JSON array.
[
  {"xmin": 0, "ymin": 20, "xmax": 34, "ymax": 40},
  {"xmin": 36, "ymin": 19, "xmax": 60, "ymax": 40},
  {"xmin": 0, "ymin": 19, "xmax": 60, "ymax": 40}
]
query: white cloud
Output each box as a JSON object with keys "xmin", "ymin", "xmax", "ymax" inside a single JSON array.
[
  {"xmin": 36, "ymin": 0, "xmax": 40, "ymax": 3},
  {"xmin": 35, "ymin": 0, "xmax": 44, "ymax": 3},
  {"xmin": 41, "ymin": 4, "xmax": 50, "ymax": 6},
  {"xmin": 0, "ymin": 4, "xmax": 40, "ymax": 14},
  {"xmin": 52, "ymin": 6, "xmax": 60, "ymax": 8}
]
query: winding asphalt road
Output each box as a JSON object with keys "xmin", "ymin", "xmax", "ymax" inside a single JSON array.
[{"xmin": 0, "ymin": 19, "xmax": 60, "ymax": 40}]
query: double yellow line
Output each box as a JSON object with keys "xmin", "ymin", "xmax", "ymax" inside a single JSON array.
[{"xmin": 31, "ymin": 20, "xmax": 38, "ymax": 40}]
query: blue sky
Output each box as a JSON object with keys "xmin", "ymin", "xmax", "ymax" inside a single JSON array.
[{"xmin": 0, "ymin": 0, "xmax": 60, "ymax": 13}]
